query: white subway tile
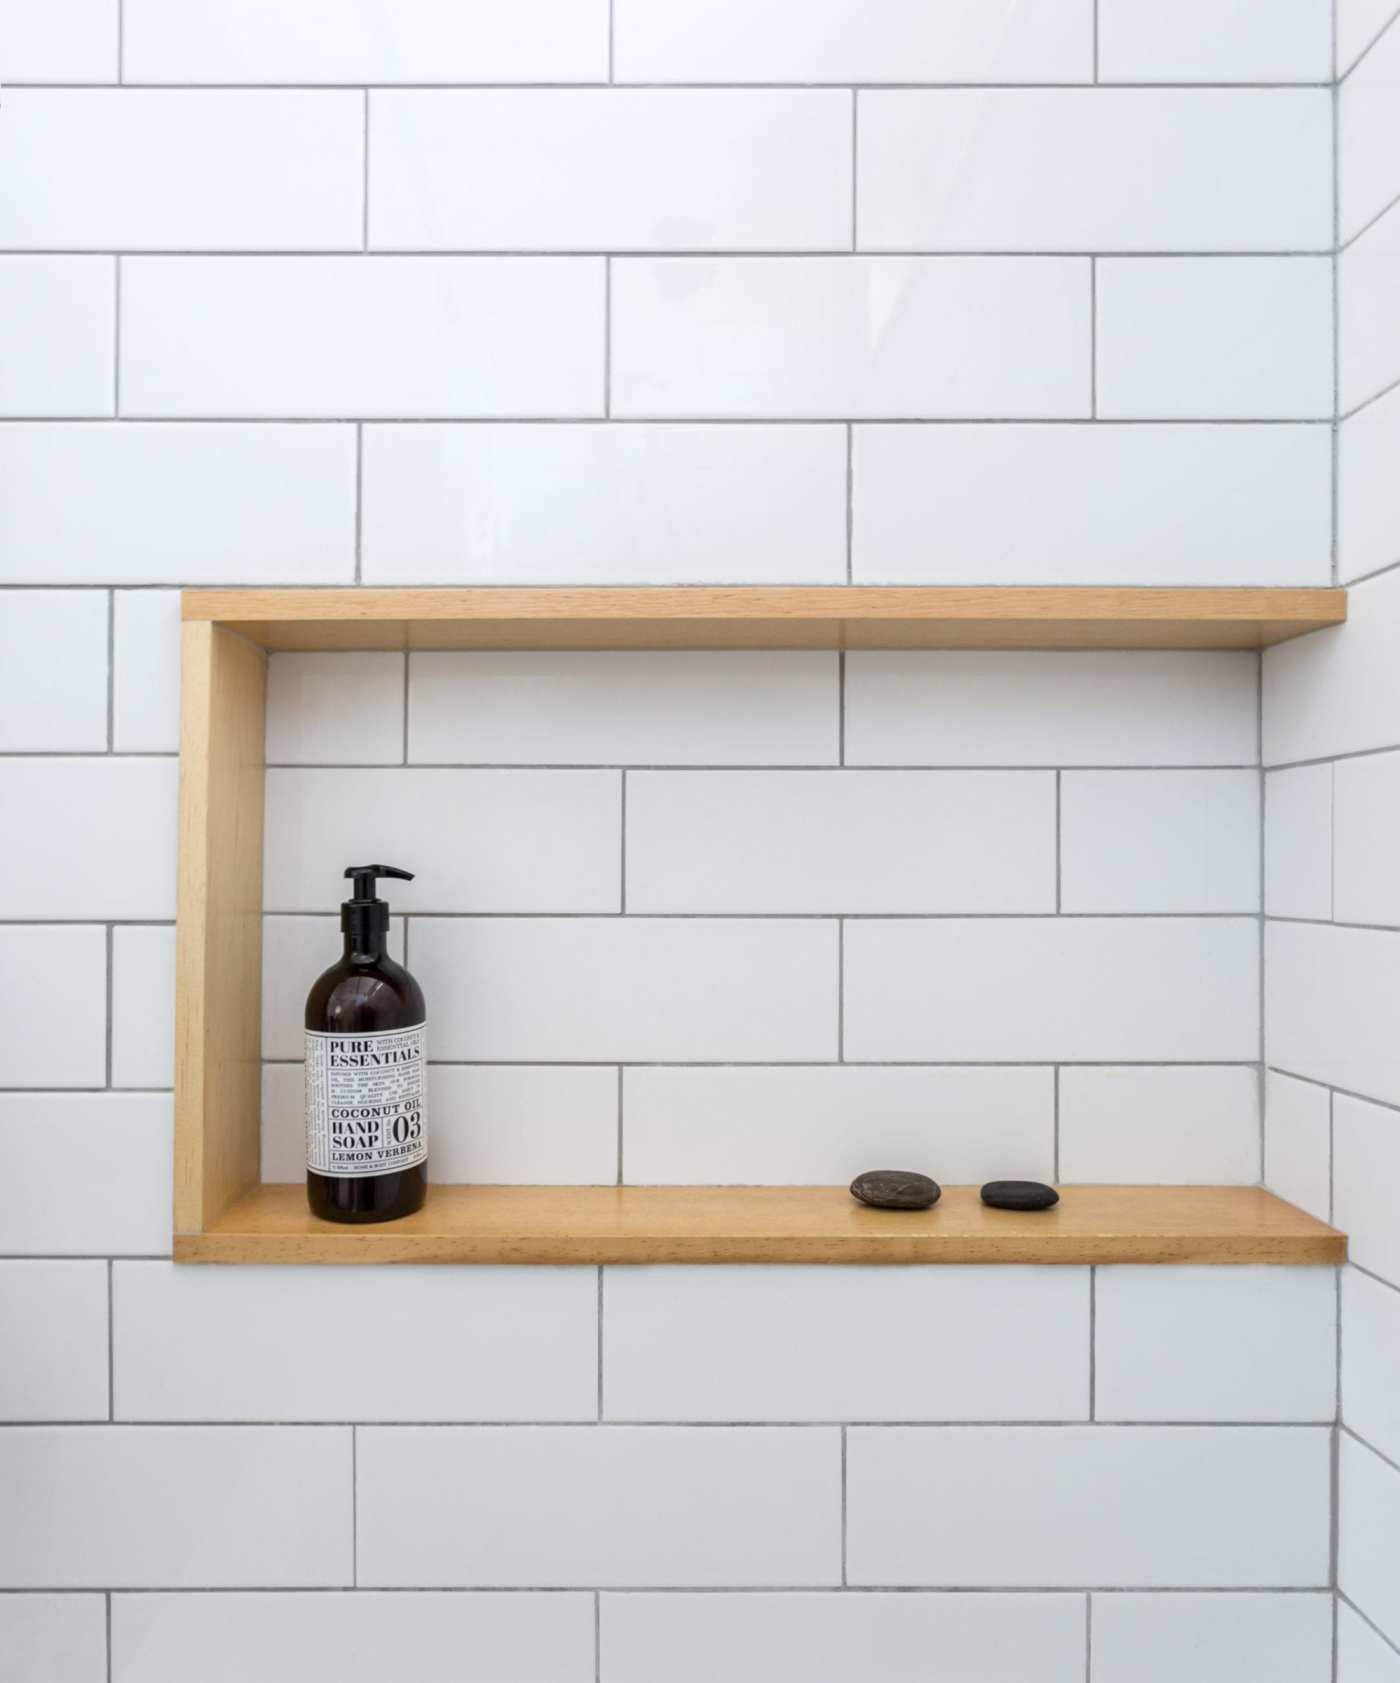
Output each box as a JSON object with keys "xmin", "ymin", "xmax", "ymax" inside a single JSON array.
[
  {"xmin": 122, "ymin": 258, "xmax": 604, "ymax": 419},
  {"xmin": 611, "ymin": 258, "xmax": 1090, "ymax": 420},
  {"xmin": 0, "ymin": 590, "xmax": 108, "ymax": 751},
  {"xmin": 0, "ymin": 91, "xmax": 362, "ymax": 251},
  {"xmin": 1060, "ymin": 771, "xmax": 1259, "ymax": 913},
  {"xmin": 371, "ymin": 91, "xmax": 850, "ymax": 252},
  {"xmin": 0, "ymin": 759, "xmax": 177, "ymax": 918},
  {"xmin": 1059, "ymin": 1066, "xmax": 1261, "ymax": 1183},
  {"xmin": 407, "ymin": 651, "xmax": 839, "ymax": 766},
  {"xmin": 124, "ymin": 0, "xmax": 608, "ymax": 83},
  {"xmin": 0, "ymin": 258, "xmax": 114, "ymax": 417},
  {"xmin": 0, "ymin": 1427, "xmax": 350, "ymax": 1588},
  {"xmin": 1098, "ymin": 0, "xmax": 1331, "ymax": 80},
  {"xmin": 115, "ymin": 1263, "xmax": 596, "ymax": 1422},
  {"xmin": 0, "ymin": 0, "xmax": 117, "ymax": 80},
  {"xmin": 1266, "ymin": 765, "xmax": 1334, "ymax": 920},
  {"xmin": 0, "ymin": 1262, "xmax": 108, "ymax": 1421},
  {"xmin": 0, "ymin": 1094, "xmax": 170, "ymax": 1256},
  {"xmin": 848, "ymin": 651, "xmax": 1258, "ymax": 767},
  {"xmin": 0, "ymin": 424, "xmax": 355, "ymax": 586},
  {"xmin": 613, "ymin": 0, "xmax": 1093, "ymax": 83},
  {"xmin": 362, "ymin": 424, "xmax": 847, "ymax": 586},
  {"xmin": 1344, "ymin": 1267, "xmax": 1400, "ymax": 1469},
  {"xmin": 1335, "ymin": 1093, "xmax": 1400, "ymax": 1287},
  {"xmin": 1341, "ymin": 18, "xmax": 1400, "ymax": 243},
  {"xmin": 1340, "ymin": 0, "xmax": 1400, "ymax": 72},
  {"xmin": 1091, "ymin": 1593, "xmax": 1335, "ymax": 1683},
  {"xmin": 627, "ymin": 770, "xmax": 1055, "ymax": 913},
  {"xmin": 413, "ymin": 919, "xmax": 838, "ymax": 1061},
  {"xmin": 0, "ymin": 1596, "xmax": 106, "ymax": 1683},
  {"xmin": 1340, "ymin": 196, "xmax": 1400, "ymax": 413},
  {"xmin": 357, "ymin": 1427, "xmax": 840, "ymax": 1587},
  {"xmin": 601, "ymin": 1593, "xmax": 1087, "ymax": 1683},
  {"xmin": 0, "ymin": 928, "xmax": 106, "ymax": 1089},
  {"xmin": 604, "ymin": 1266, "xmax": 1088, "ymax": 1421},
  {"xmin": 259, "ymin": 1062, "xmax": 305, "ymax": 1181},
  {"xmin": 1341, "ymin": 1434, "xmax": 1400, "ymax": 1648},
  {"xmin": 112, "ymin": 926, "xmax": 175, "ymax": 1090},
  {"xmin": 854, "ymin": 423, "xmax": 1331, "ymax": 587},
  {"xmin": 1339, "ymin": 1601, "xmax": 1400, "ymax": 1683},
  {"xmin": 858, "ymin": 91, "xmax": 1331, "ymax": 252},
  {"xmin": 844, "ymin": 921, "xmax": 1258, "ymax": 1062},
  {"xmin": 1341, "ymin": 384, "xmax": 1400, "ymax": 581},
  {"xmin": 260, "ymin": 916, "xmax": 404, "ymax": 1062},
  {"xmin": 1337, "ymin": 752, "xmax": 1400, "ymax": 924},
  {"xmin": 622, "ymin": 1065, "xmax": 1054, "ymax": 1185},
  {"xmin": 1268, "ymin": 924, "xmax": 1400, "ymax": 1107},
  {"xmin": 1096, "ymin": 259, "xmax": 1332, "ymax": 419},
  {"xmin": 112, "ymin": 592, "xmax": 182, "ymax": 750},
  {"xmin": 1094, "ymin": 1266, "xmax": 1336, "ymax": 1422},
  {"xmin": 847, "ymin": 1426, "xmax": 1331, "ymax": 1587},
  {"xmin": 264, "ymin": 769, "xmax": 619, "ymax": 913},
  {"xmin": 1265, "ymin": 1069, "xmax": 1333, "ymax": 1221},
  {"xmin": 113, "ymin": 1592, "xmax": 594, "ymax": 1683},
  {"xmin": 266, "ymin": 653, "xmax": 404, "ymax": 766}
]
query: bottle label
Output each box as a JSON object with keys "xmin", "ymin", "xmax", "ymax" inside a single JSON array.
[{"xmin": 305, "ymin": 1023, "xmax": 427, "ymax": 1178}]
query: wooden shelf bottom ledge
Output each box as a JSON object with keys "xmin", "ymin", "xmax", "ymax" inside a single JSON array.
[{"xmin": 175, "ymin": 1184, "xmax": 1345, "ymax": 1266}]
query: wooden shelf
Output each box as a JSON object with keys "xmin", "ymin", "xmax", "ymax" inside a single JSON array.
[
  {"xmin": 175, "ymin": 1185, "xmax": 1345, "ymax": 1266},
  {"xmin": 183, "ymin": 586, "xmax": 1346, "ymax": 652}
]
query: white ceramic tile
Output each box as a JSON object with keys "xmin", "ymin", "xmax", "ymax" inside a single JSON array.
[
  {"xmin": 363, "ymin": 423, "xmax": 847, "ymax": 586},
  {"xmin": 604, "ymin": 1266, "xmax": 1089, "ymax": 1421},
  {"xmin": 853, "ymin": 423, "xmax": 1331, "ymax": 587},
  {"xmin": 1265, "ymin": 1069, "xmax": 1333, "ymax": 1220},
  {"xmin": 0, "ymin": 928, "xmax": 106, "ymax": 1089},
  {"xmin": 0, "ymin": 1263, "xmax": 108, "ymax": 1421},
  {"xmin": 600, "ymin": 1593, "xmax": 1087, "ymax": 1683},
  {"xmin": 1340, "ymin": 196, "xmax": 1400, "ymax": 413},
  {"xmin": 611, "ymin": 258, "xmax": 1090, "ymax": 420},
  {"xmin": 122, "ymin": 258, "xmax": 604, "ymax": 420},
  {"xmin": 0, "ymin": 91, "xmax": 362, "ymax": 251},
  {"xmin": 622, "ymin": 1066, "xmax": 1054, "ymax": 1185},
  {"xmin": 357, "ymin": 1427, "xmax": 840, "ymax": 1587},
  {"xmin": 115, "ymin": 1263, "xmax": 596, "ymax": 1421},
  {"xmin": 0, "ymin": 590, "xmax": 108, "ymax": 750},
  {"xmin": 1338, "ymin": 1601, "xmax": 1400, "ymax": 1683},
  {"xmin": 0, "ymin": 1427, "xmax": 350, "ymax": 1588},
  {"xmin": 1341, "ymin": 383, "xmax": 1400, "ymax": 581},
  {"xmin": 371, "ymin": 91, "xmax": 850, "ymax": 252},
  {"xmin": 264, "ymin": 769, "xmax": 619, "ymax": 913},
  {"xmin": 1268, "ymin": 924, "xmax": 1400, "ymax": 1108},
  {"xmin": 112, "ymin": 1593, "xmax": 594, "ymax": 1683},
  {"xmin": 1094, "ymin": 1267, "xmax": 1336, "ymax": 1422},
  {"xmin": 0, "ymin": 1094, "xmax": 170, "ymax": 1256},
  {"xmin": 0, "ymin": 258, "xmax": 114, "ymax": 416},
  {"xmin": 0, "ymin": 759, "xmax": 177, "ymax": 918},
  {"xmin": 1344, "ymin": 1267, "xmax": 1400, "ymax": 1469},
  {"xmin": 0, "ymin": 1596, "xmax": 107, "ymax": 1683},
  {"xmin": 847, "ymin": 1426, "xmax": 1331, "ymax": 1587},
  {"xmin": 858, "ymin": 91, "xmax": 1331, "ymax": 252},
  {"xmin": 1098, "ymin": 0, "xmax": 1331, "ymax": 80},
  {"xmin": 407, "ymin": 651, "xmax": 839, "ymax": 765},
  {"xmin": 844, "ymin": 920, "xmax": 1258, "ymax": 1062},
  {"xmin": 1059, "ymin": 1066, "xmax": 1261, "ymax": 1183},
  {"xmin": 1060, "ymin": 771, "xmax": 1259, "ymax": 913},
  {"xmin": 1266, "ymin": 764, "xmax": 1334, "ymax": 919},
  {"xmin": 412, "ymin": 919, "xmax": 838, "ymax": 1062},
  {"xmin": 1096, "ymin": 259, "xmax": 1332, "ymax": 419},
  {"xmin": 111, "ymin": 926, "xmax": 175, "ymax": 1090},
  {"xmin": 1335, "ymin": 1092, "xmax": 1400, "ymax": 1287},
  {"xmin": 1341, "ymin": 18, "xmax": 1400, "ymax": 243},
  {"xmin": 266, "ymin": 654, "xmax": 405, "ymax": 766},
  {"xmin": 124, "ymin": 0, "xmax": 608, "ymax": 82},
  {"xmin": 613, "ymin": 0, "xmax": 1093, "ymax": 83},
  {"xmin": 1341, "ymin": 1434, "xmax": 1400, "ymax": 1648},
  {"xmin": 0, "ymin": 0, "xmax": 117, "ymax": 80},
  {"xmin": 0, "ymin": 424, "xmax": 355, "ymax": 585},
  {"xmin": 1340, "ymin": 0, "xmax": 1400, "ymax": 72},
  {"xmin": 848, "ymin": 651, "xmax": 1258, "ymax": 767},
  {"xmin": 260, "ymin": 916, "xmax": 405, "ymax": 1062},
  {"xmin": 626, "ymin": 770, "xmax": 1055, "ymax": 912},
  {"xmin": 1091, "ymin": 1593, "xmax": 1335, "ymax": 1683},
  {"xmin": 1337, "ymin": 752, "xmax": 1400, "ymax": 924},
  {"xmin": 112, "ymin": 591, "xmax": 182, "ymax": 751}
]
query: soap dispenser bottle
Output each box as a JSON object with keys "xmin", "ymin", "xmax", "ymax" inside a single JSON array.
[{"xmin": 304, "ymin": 864, "xmax": 427, "ymax": 1223}]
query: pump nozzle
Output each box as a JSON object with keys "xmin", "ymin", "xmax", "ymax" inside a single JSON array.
[
  {"xmin": 344, "ymin": 864, "xmax": 414, "ymax": 901},
  {"xmin": 341, "ymin": 864, "xmax": 413, "ymax": 951}
]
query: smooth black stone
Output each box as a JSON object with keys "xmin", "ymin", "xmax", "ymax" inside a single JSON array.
[
  {"xmin": 981, "ymin": 1179, "xmax": 1060, "ymax": 1212},
  {"xmin": 850, "ymin": 1169, "xmax": 942, "ymax": 1211}
]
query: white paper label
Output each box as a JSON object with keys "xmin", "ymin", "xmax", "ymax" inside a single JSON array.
[{"xmin": 305, "ymin": 1023, "xmax": 427, "ymax": 1178}]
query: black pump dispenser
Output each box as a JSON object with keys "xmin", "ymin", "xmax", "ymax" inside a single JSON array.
[{"xmin": 341, "ymin": 863, "xmax": 412, "ymax": 950}]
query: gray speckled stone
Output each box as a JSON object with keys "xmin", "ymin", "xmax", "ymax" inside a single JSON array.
[
  {"xmin": 849, "ymin": 1169, "xmax": 942, "ymax": 1211},
  {"xmin": 981, "ymin": 1180, "xmax": 1059, "ymax": 1211}
]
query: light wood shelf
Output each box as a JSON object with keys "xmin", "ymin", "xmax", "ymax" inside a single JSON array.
[{"xmin": 175, "ymin": 1184, "xmax": 1344, "ymax": 1266}]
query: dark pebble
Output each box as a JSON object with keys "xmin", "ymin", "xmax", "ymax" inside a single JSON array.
[
  {"xmin": 850, "ymin": 1169, "xmax": 942, "ymax": 1210},
  {"xmin": 981, "ymin": 1180, "xmax": 1060, "ymax": 1212}
]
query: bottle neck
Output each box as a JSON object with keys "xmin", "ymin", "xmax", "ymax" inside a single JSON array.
[{"xmin": 342, "ymin": 904, "xmax": 388, "ymax": 964}]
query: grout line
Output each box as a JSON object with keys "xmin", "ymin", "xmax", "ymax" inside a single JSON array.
[
  {"xmin": 1328, "ymin": 1089, "xmax": 1336, "ymax": 1224},
  {"xmin": 1088, "ymin": 258, "xmax": 1097, "ymax": 418},
  {"xmin": 836, "ymin": 918, "xmax": 845, "ymax": 1063},
  {"xmin": 619, "ymin": 770, "xmax": 627, "ymax": 912},
  {"xmin": 112, "ymin": 256, "xmax": 122, "ymax": 416},
  {"xmin": 594, "ymin": 1590, "xmax": 602, "ymax": 1683},
  {"xmin": 353, "ymin": 424, "xmax": 365, "ymax": 585},
  {"xmin": 1337, "ymin": 364, "xmax": 1400, "ymax": 423},
  {"xmin": 0, "ymin": 412, "xmax": 1341, "ymax": 426},
  {"xmin": 1092, "ymin": 0, "xmax": 1100, "ymax": 82},
  {"xmin": 115, "ymin": 0, "xmax": 123, "ymax": 82},
  {"xmin": 596, "ymin": 1267, "xmax": 605, "ymax": 1420},
  {"xmin": 1330, "ymin": 31, "xmax": 1340, "ymax": 591},
  {"xmin": 104, "ymin": 925, "xmax": 114, "ymax": 1088},
  {"xmin": 0, "ymin": 1420, "xmax": 1340, "ymax": 1432},
  {"xmin": 0, "ymin": 1584, "xmax": 1346, "ymax": 1598},
  {"xmin": 362, "ymin": 90, "xmax": 371, "ymax": 250},
  {"xmin": 1328, "ymin": 761, "xmax": 1337, "ymax": 922},
  {"xmin": 107, "ymin": 1261, "xmax": 115, "ymax": 1421},
  {"xmin": 1338, "ymin": 1594, "xmax": 1400, "ymax": 1663},
  {"xmin": 12, "ymin": 77, "xmax": 1344, "ymax": 91},
  {"xmin": 615, "ymin": 1067, "xmax": 623, "ymax": 1186},
  {"xmin": 351, "ymin": 1425, "xmax": 359, "ymax": 1587},
  {"xmin": 1053, "ymin": 1065, "xmax": 1062, "ymax": 1182},
  {"xmin": 1084, "ymin": 1591, "xmax": 1093, "ymax": 1682},
  {"xmin": 849, "ymin": 89, "xmax": 859, "ymax": 250},
  {"xmin": 844, "ymin": 424, "xmax": 854, "ymax": 582},
  {"xmin": 1337, "ymin": 0, "xmax": 1400, "ymax": 83},
  {"xmin": 602, "ymin": 257, "xmax": 612, "ymax": 417},
  {"xmin": 1054, "ymin": 771, "xmax": 1062, "ymax": 912},
  {"xmin": 1343, "ymin": 1424, "xmax": 1400, "ymax": 1482},
  {"xmin": 837, "ymin": 653, "xmax": 847, "ymax": 764},
  {"xmin": 105, "ymin": 1592, "xmax": 112, "ymax": 1683},
  {"xmin": 1088, "ymin": 1266, "xmax": 1097, "ymax": 1420},
  {"xmin": 607, "ymin": 0, "xmax": 615, "ymax": 83},
  {"xmin": 1331, "ymin": 1586, "xmax": 1339, "ymax": 1683},
  {"xmin": 1256, "ymin": 656, "xmax": 1266, "ymax": 1180},
  {"xmin": 401, "ymin": 651, "xmax": 409, "ymax": 762},
  {"xmin": 105, "ymin": 590, "xmax": 116, "ymax": 751},
  {"xmin": 1267, "ymin": 1066, "xmax": 1400, "ymax": 1121}
]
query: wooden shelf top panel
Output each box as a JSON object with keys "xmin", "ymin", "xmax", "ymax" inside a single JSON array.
[
  {"xmin": 176, "ymin": 1184, "xmax": 1345, "ymax": 1266},
  {"xmin": 183, "ymin": 587, "xmax": 1346, "ymax": 652}
]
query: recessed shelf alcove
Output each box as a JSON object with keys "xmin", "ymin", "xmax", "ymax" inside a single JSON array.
[{"xmin": 174, "ymin": 585, "xmax": 1348, "ymax": 1265}]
